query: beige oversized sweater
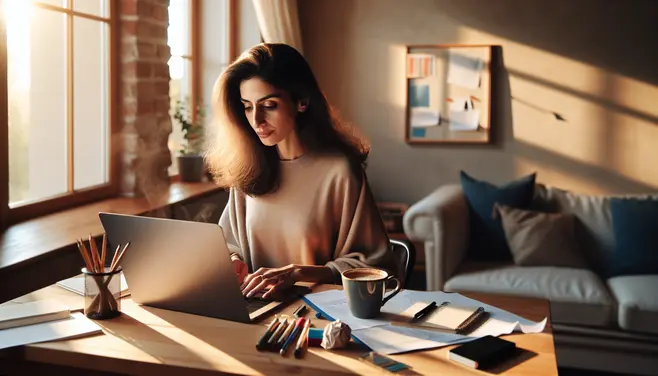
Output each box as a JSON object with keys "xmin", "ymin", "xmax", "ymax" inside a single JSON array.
[{"xmin": 218, "ymin": 153, "xmax": 397, "ymax": 283}]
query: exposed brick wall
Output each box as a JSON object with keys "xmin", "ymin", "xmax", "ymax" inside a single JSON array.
[{"xmin": 120, "ymin": 0, "xmax": 172, "ymax": 198}]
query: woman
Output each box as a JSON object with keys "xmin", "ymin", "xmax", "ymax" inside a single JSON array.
[{"xmin": 206, "ymin": 43, "xmax": 397, "ymax": 300}]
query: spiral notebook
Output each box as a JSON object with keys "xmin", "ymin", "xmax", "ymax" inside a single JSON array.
[{"xmin": 393, "ymin": 301, "xmax": 486, "ymax": 333}]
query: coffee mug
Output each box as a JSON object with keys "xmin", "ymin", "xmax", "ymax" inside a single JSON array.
[{"xmin": 341, "ymin": 268, "xmax": 401, "ymax": 319}]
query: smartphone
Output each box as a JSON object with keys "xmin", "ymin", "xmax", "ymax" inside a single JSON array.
[{"xmin": 358, "ymin": 352, "xmax": 411, "ymax": 374}]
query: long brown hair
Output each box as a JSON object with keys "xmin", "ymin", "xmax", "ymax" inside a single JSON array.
[{"xmin": 205, "ymin": 43, "xmax": 369, "ymax": 196}]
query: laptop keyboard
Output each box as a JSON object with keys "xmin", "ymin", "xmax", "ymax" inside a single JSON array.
[{"xmin": 245, "ymin": 297, "xmax": 272, "ymax": 313}]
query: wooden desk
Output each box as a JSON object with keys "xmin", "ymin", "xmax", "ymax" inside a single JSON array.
[{"xmin": 0, "ymin": 285, "xmax": 557, "ymax": 376}]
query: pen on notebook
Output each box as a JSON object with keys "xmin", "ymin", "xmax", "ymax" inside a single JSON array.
[
  {"xmin": 274, "ymin": 319, "xmax": 296, "ymax": 350},
  {"xmin": 294, "ymin": 318, "xmax": 312, "ymax": 358},
  {"xmin": 267, "ymin": 318, "xmax": 288, "ymax": 345},
  {"xmin": 280, "ymin": 317, "xmax": 306, "ymax": 356},
  {"xmin": 256, "ymin": 316, "xmax": 280, "ymax": 351},
  {"xmin": 412, "ymin": 301, "xmax": 437, "ymax": 322}
]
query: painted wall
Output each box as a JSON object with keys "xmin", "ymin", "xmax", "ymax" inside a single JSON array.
[{"xmin": 298, "ymin": 0, "xmax": 658, "ymax": 204}]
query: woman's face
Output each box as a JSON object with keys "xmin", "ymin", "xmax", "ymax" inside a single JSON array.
[{"xmin": 239, "ymin": 77, "xmax": 299, "ymax": 147}]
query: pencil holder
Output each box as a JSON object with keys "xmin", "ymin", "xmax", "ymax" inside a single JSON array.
[{"xmin": 83, "ymin": 267, "xmax": 122, "ymax": 320}]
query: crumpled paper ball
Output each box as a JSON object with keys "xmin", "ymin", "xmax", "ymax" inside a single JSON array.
[{"xmin": 321, "ymin": 320, "xmax": 352, "ymax": 350}]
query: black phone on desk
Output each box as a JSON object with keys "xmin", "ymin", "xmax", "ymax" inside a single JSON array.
[{"xmin": 448, "ymin": 335, "xmax": 517, "ymax": 369}]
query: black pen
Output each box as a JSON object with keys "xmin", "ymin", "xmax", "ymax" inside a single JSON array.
[
  {"xmin": 412, "ymin": 301, "xmax": 437, "ymax": 322},
  {"xmin": 293, "ymin": 304, "xmax": 307, "ymax": 318},
  {"xmin": 256, "ymin": 316, "xmax": 281, "ymax": 351}
]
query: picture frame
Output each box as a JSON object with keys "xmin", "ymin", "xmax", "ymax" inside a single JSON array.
[{"xmin": 404, "ymin": 44, "xmax": 494, "ymax": 145}]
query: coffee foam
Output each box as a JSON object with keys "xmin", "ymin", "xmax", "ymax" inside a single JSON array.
[{"xmin": 343, "ymin": 268, "xmax": 386, "ymax": 281}]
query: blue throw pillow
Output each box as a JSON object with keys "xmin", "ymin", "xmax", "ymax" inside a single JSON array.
[
  {"xmin": 609, "ymin": 197, "xmax": 658, "ymax": 276},
  {"xmin": 460, "ymin": 171, "xmax": 537, "ymax": 261}
]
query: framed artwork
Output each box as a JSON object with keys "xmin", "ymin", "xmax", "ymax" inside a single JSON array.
[{"xmin": 405, "ymin": 44, "xmax": 494, "ymax": 144}]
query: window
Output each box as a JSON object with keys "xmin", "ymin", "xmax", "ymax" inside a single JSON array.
[
  {"xmin": 167, "ymin": 0, "xmax": 199, "ymax": 176},
  {"xmin": 2, "ymin": 0, "xmax": 117, "ymax": 224}
]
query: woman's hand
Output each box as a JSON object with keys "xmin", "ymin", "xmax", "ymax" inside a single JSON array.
[
  {"xmin": 231, "ymin": 254, "xmax": 248, "ymax": 285},
  {"xmin": 241, "ymin": 264, "xmax": 299, "ymax": 299},
  {"xmin": 240, "ymin": 264, "xmax": 335, "ymax": 299}
]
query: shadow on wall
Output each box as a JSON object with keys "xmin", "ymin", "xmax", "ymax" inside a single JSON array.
[
  {"xmin": 299, "ymin": 0, "xmax": 658, "ymax": 204},
  {"xmin": 433, "ymin": 0, "xmax": 658, "ymax": 86}
]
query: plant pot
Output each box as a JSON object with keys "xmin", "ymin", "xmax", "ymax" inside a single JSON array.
[{"xmin": 177, "ymin": 154, "xmax": 205, "ymax": 182}]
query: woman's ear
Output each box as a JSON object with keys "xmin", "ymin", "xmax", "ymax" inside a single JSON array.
[{"xmin": 297, "ymin": 99, "xmax": 309, "ymax": 113}]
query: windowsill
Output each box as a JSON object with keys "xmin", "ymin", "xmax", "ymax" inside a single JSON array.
[{"xmin": 0, "ymin": 181, "xmax": 224, "ymax": 274}]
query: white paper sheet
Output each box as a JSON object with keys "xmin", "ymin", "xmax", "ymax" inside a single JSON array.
[
  {"xmin": 57, "ymin": 274, "xmax": 130, "ymax": 297},
  {"xmin": 410, "ymin": 108, "xmax": 440, "ymax": 128},
  {"xmin": 0, "ymin": 312, "xmax": 103, "ymax": 350},
  {"xmin": 304, "ymin": 290, "xmax": 547, "ymax": 355},
  {"xmin": 447, "ymin": 52, "xmax": 483, "ymax": 89},
  {"xmin": 449, "ymin": 110, "xmax": 480, "ymax": 131}
]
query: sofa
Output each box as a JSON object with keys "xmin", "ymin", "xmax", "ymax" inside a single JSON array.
[{"xmin": 403, "ymin": 181, "xmax": 658, "ymax": 375}]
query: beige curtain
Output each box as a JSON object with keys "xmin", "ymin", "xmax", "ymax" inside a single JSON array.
[{"xmin": 252, "ymin": 0, "xmax": 304, "ymax": 54}]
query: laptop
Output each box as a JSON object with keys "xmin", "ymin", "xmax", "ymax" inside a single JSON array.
[{"xmin": 98, "ymin": 212, "xmax": 310, "ymax": 323}]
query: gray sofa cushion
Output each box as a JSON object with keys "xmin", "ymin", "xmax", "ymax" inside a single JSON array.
[
  {"xmin": 607, "ymin": 276, "xmax": 658, "ymax": 334},
  {"xmin": 533, "ymin": 185, "xmax": 658, "ymax": 276},
  {"xmin": 444, "ymin": 264, "xmax": 615, "ymax": 327},
  {"xmin": 494, "ymin": 203, "xmax": 588, "ymax": 268}
]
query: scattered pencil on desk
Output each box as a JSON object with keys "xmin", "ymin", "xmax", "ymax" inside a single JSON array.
[
  {"xmin": 256, "ymin": 315, "xmax": 281, "ymax": 351},
  {"xmin": 280, "ymin": 318, "xmax": 306, "ymax": 356},
  {"xmin": 267, "ymin": 318, "xmax": 288, "ymax": 347},
  {"xmin": 294, "ymin": 318, "xmax": 312, "ymax": 358},
  {"xmin": 275, "ymin": 319, "xmax": 296, "ymax": 351}
]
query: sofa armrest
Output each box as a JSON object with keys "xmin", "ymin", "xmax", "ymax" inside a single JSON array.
[{"xmin": 403, "ymin": 184, "xmax": 469, "ymax": 290}]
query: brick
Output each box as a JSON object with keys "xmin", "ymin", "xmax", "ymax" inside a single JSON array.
[
  {"xmin": 133, "ymin": 115, "xmax": 158, "ymax": 138},
  {"xmin": 137, "ymin": 42, "xmax": 157, "ymax": 58},
  {"xmin": 123, "ymin": 83, "xmax": 136, "ymax": 98},
  {"xmin": 138, "ymin": 2, "xmax": 151, "ymax": 18},
  {"xmin": 123, "ymin": 101, "xmax": 137, "ymax": 118},
  {"xmin": 152, "ymin": 63, "xmax": 170, "ymax": 79},
  {"xmin": 137, "ymin": 22, "xmax": 151, "ymax": 38},
  {"xmin": 119, "ymin": 0, "xmax": 172, "ymax": 198},
  {"xmin": 152, "ymin": 24, "xmax": 168, "ymax": 39},
  {"xmin": 137, "ymin": 100, "xmax": 155, "ymax": 115},
  {"xmin": 155, "ymin": 98, "xmax": 170, "ymax": 113},
  {"xmin": 155, "ymin": 82, "xmax": 170, "ymax": 95},
  {"xmin": 152, "ymin": 4, "xmax": 167, "ymax": 22},
  {"xmin": 137, "ymin": 82, "xmax": 156, "ymax": 98},
  {"xmin": 122, "ymin": 20, "xmax": 137, "ymax": 35},
  {"xmin": 121, "ymin": 0, "xmax": 138, "ymax": 15},
  {"xmin": 157, "ymin": 44, "xmax": 170, "ymax": 59},
  {"xmin": 123, "ymin": 61, "xmax": 152, "ymax": 78}
]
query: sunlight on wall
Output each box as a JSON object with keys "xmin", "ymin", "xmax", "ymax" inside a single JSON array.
[
  {"xmin": 514, "ymin": 156, "xmax": 610, "ymax": 195},
  {"xmin": 387, "ymin": 44, "xmax": 407, "ymax": 109},
  {"xmin": 457, "ymin": 27, "xmax": 658, "ymax": 191}
]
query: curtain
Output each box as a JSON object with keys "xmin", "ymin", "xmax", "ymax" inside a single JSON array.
[{"xmin": 251, "ymin": 0, "xmax": 304, "ymax": 54}]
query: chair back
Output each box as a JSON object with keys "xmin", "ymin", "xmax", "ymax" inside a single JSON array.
[{"xmin": 389, "ymin": 238, "xmax": 416, "ymax": 287}]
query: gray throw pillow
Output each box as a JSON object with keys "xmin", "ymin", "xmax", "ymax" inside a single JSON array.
[{"xmin": 493, "ymin": 203, "xmax": 588, "ymax": 268}]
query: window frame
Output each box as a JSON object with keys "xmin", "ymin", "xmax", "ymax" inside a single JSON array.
[
  {"xmin": 169, "ymin": 0, "xmax": 201, "ymax": 180},
  {"xmin": 1, "ymin": 0, "xmax": 119, "ymax": 226}
]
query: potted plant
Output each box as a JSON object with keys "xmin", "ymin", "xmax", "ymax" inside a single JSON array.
[{"xmin": 172, "ymin": 99, "xmax": 206, "ymax": 182}]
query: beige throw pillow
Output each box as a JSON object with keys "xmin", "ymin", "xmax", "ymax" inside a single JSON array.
[{"xmin": 493, "ymin": 203, "xmax": 588, "ymax": 268}]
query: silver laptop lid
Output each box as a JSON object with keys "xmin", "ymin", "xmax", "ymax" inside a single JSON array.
[{"xmin": 99, "ymin": 212, "xmax": 251, "ymax": 323}]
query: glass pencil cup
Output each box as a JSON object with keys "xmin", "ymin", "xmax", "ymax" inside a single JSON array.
[{"xmin": 82, "ymin": 267, "xmax": 122, "ymax": 320}]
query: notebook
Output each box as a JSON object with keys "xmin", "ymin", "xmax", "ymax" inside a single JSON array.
[
  {"xmin": 0, "ymin": 300, "xmax": 71, "ymax": 330},
  {"xmin": 448, "ymin": 335, "xmax": 517, "ymax": 369},
  {"xmin": 57, "ymin": 274, "xmax": 130, "ymax": 298},
  {"xmin": 0, "ymin": 312, "xmax": 103, "ymax": 350},
  {"xmin": 393, "ymin": 301, "xmax": 486, "ymax": 333}
]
